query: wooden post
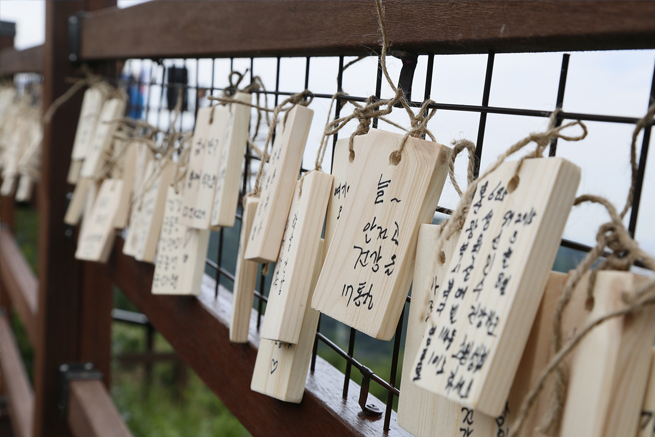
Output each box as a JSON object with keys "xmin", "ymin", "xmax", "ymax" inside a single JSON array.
[{"xmin": 35, "ymin": 2, "xmax": 115, "ymax": 436}]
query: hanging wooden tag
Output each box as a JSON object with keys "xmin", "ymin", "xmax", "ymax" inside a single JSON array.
[
  {"xmin": 261, "ymin": 170, "xmax": 333, "ymax": 344},
  {"xmin": 123, "ymin": 160, "xmax": 175, "ymax": 263},
  {"xmin": 229, "ymin": 196, "xmax": 260, "ymax": 343},
  {"xmin": 64, "ymin": 177, "xmax": 92, "ymax": 225},
  {"xmin": 638, "ymin": 349, "xmax": 655, "ymax": 437},
  {"xmin": 179, "ymin": 107, "xmax": 211, "ymax": 226},
  {"xmin": 244, "ymin": 105, "xmax": 314, "ymax": 263},
  {"xmin": 211, "ymin": 91, "xmax": 251, "ymax": 228},
  {"xmin": 15, "ymin": 174, "xmax": 33, "ymax": 202},
  {"xmin": 324, "ymin": 135, "xmax": 365, "ymax": 250},
  {"xmin": 75, "ymin": 178, "xmax": 123, "ymax": 262},
  {"xmin": 560, "ymin": 271, "xmax": 655, "ymax": 437},
  {"xmin": 312, "ymin": 129, "xmax": 449, "ymax": 340},
  {"xmin": 68, "ymin": 87, "xmax": 104, "ymax": 184},
  {"xmin": 180, "ymin": 106, "xmax": 229, "ymax": 229},
  {"xmin": 80, "ymin": 98, "xmax": 126, "ymax": 179},
  {"xmin": 115, "ymin": 141, "xmax": 139, "ymax": 229},
  {"xmin": 251, "ymin": 239, "xmax": 324, "ymax": 403},
  {"xmin": 410, "ymin": 157, "xmax": 580, "ymax": 416},
  {"xmin": 152, "ymin": 186, "xmax": 210, "ymax": 295}
]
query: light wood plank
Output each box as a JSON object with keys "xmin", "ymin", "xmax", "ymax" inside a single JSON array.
[
  {"xmin": 80, "ymin": 98, "xmax": 126, "ymax": 179},
  {"xmin": 560, "ymin": 271, "xmax": 655, "ymax": 437},
  {"xmin": 411, "ymin": 157, "xmax": 580, "ymax": 416},
  {"xmin": 67, "ymin": 87, "xmax": 104, "ymax": 184},
  {"xmin": 245, "ymin": 105, "xmax": 314, "ymax": 263},
  {"xmin": 64, "ymin": 177, "xmax": 91, "ymax": 225},
  {"xmin": 211, "ymin": 91, "xmax": 251, "ymax": 228},
  {"xmin": 229, "ymin": 196, "xmax": 260, "ymax": 343},
  {"xmin": 15, "ymin": 174, "xmax": 33, "ymax": 202},
  {"xmin": 261, "ymin": 170, "xmax": 333, "ymax": 344},
  {"xmin": 312, "ymin": 129, "xmax": 449, "ymax": 340},
  {"xmin": 638, "ymin": 349, "xmax": 655, "ymax": 437},
  {"xmin": 251, "ymin": 239, "xmax": 324, "ymax": 403}
]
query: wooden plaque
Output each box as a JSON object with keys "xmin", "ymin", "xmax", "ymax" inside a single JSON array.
[
  {"xmin": 211, "ymin": 91, "xmax": 251, "ymax": 228},
  {"xmin": 180, "ymin": 106, "xmax": 229, "ymax": 229},
  {"xmin": 638, "ymin": 349, "xmax": 655, "ymax": 437},
  {"xmin": 411, "ymin": 157, "xmax": 580, "ymax": 416},
  {"xmin": 229, "ymin": 196, "xmax": 260, "ymax": 343},
  {"xmin": 123, "ymin": 160, "xmax": 175, "ymax": 263},
  {"xmin": 251, "ymin": 239, "xmax": 324, "ymax": 403},
  {"xmin": 152, "ymin": 187, "xmax": 210, "ymax": 295},
  {"xmin": 261, "ymin": 170, "xmax": 333, "ymax": 344},
  {"xmin": 114, "ymin": 141, "xmax": 138, "ymax": 229},
  {"xmin": 15, "ymin": 174, "xmax": 33, "ymax": 203},
  {"xmin": 560, "ymin": 271, "xmax": 655, "ymax": 437},
  {"xmin": 244, "ymin": 105, "xmax": 314, "ymax": 263},
  {"xmin": 75, "ymin": 179, "xmax": 123, "ymax": 262},
  {"xmin": 312, "ymin": 129, "xmax": 449, "ymax": 340},
  {"xmin": 68, "ymin": 87, "xmax": 104, "ymax": 184},
  {"xmin": 80, "ymin": 98, "xmax": 126, "ymax": 179},
  {"xmin": 64, "ymin": 177, "xmax": 92, "ymax": 225}
]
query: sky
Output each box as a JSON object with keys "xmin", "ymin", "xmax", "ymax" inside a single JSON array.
[{"xmin": 2, "ymin": 0, "xmax": 655, "ymax": 258}]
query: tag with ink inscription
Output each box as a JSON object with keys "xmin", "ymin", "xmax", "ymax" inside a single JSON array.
[
  {"xmin": 180, "ymin": 106, "xmax": 229, "ymax": 229},
  {"xmin": 411, "ymin": 157, "xmax": 580, "ymax": 416},
  {"xmin": 312, "ymin": 129, "xmax": 449, "ymax": 340},
  {"xmin": 244, "ymin": 105, "xmax": 314, "ymax": 263},
  {"xmin": 251, "ymin": 239, "xmax": 324, "ymax": 403},
  {"xmin": 638, "ymin": 349, "xmax": 655, "ymax": 437},
  {"xmin": 229, "ymin": 196, "xmax": 260, "ymax": 343},
  {"xmin": 75, "ymin": 179, "xmax": 123, "ymax": 263},
  {"xmin": 80, "ymin": 98, "xmax": 126, "ymax": 179},
  {"xmin": 152, "ymin": 186, "xmax": 210, "ymax": 295},
  {"xmin": 68, "ymin": 87, "xmax": 104, "ymax": 184},
  {"xmin": 179, "ymin": 107, "xmax": 212, "ymax": 226},
  {"xmin": 211, "ymin": 92, "xmax": 251, "ymax": 228},
  {"xmin": 261, "ymin": 171, "xmax": 333, "ymax": 344}
]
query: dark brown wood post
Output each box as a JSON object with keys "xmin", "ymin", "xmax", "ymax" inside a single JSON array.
[{"xmin": 34, "ymin": 1, "xmax": 116, "ymax": 436}]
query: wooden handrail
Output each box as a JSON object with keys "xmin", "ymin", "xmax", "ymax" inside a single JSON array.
[
  {"xmin": 108, "ymin": 237, "xmax": 408, "ymax": 437},
  {"xmin": 0, "ymin": 227, "xmax": 39, "ymax": 346},
  {"xmin": 79, "ymin": 1, "xmax": 655, "ymax": 60},
  {"xmin": 0, "ymin": 45, "xmax": 43, "ymax": 76},
  {"xmin": 67, "ymin": 380, "xmax": 132, "ymax": 437},
  {"xmin": 0, "ymin": 313, "xmax": 34, "ymax": 437}
]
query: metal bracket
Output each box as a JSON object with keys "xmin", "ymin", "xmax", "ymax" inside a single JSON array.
[
  {"xmin": 58, "ymin": 363, "xmax": 103, "ymax": 417},
  {"xmin": 67, "ymin": 12, "xmax": 85, "ymax": 63},
  {"xmin": 358, "ymin": 366, "xmax": 383, "ymax": 417},
  {"xmin": 393, "ymin": 51, "xmax": 418, "ymax": 101}
]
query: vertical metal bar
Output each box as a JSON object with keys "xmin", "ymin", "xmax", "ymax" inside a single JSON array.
[
  {"xmin": 421, "ymin": 54, "xmax": 435, "ymax": 139},
  {"xmin": 257, "ymin": 270, "xmax": 265, "ymax": 330},
  {"xmin": 628, "ymin": 58, "xmax": 655, "ymax": 237},
  {"xmin": 156, "ymin": 61, "xmax": 166, "ymax": 131},
  {"xmin": 474, "ymin": 51, "xmax": 495, "ymax": 177},
  {"xmin": 372, "ymin": 54, "xmax": 383, "ymax": 129},
  {"xmin": 330, "ymin": 56, "xmax": 345, "ymax": 171},
  {"xmin": 548, "ymin": 54, "xmax": 571, "ymax": 157},
  {"xmin": 304, "ymin": 57, "xmax": 311, "ymax": 90},
  {"xmin": 310, "ymin": 315, "xmax": 321, "ymax": 372},
  {"xmin": 194, "ymin": 57, "xmax": 200, "ymax": 124},
  {"xmin": 215, "ymin": 228, "xmax": 224, "ymax": 299},
  {"xmin": 384, "ymin": 307, "xmax": 405, "ymax": 431},
  {"xmin": 342, "ymin": 327, "xmax": 357, "ymax": 399}
]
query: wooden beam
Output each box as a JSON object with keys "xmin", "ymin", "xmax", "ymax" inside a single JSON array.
[
  {"xmin": 0, "ymin": 45, "xmax": 43, "ymax": 75},
  {"xmin": 108, "ymin": 237, "xmax": 409, "ymax": 437},
  {"xmin": 67, "ymin": 380, "xmax": 131, "ymax": 437},
  {"xmin": 0, "ymin": 314, "xmax": 35, "ymax": 437},
  {"xmin": 80, "ymin": 1, "xmax": 655, "ymax": 60},
  {"xmin": 0, "ymin": 228, "xmax": 38, "ymax": 346}
]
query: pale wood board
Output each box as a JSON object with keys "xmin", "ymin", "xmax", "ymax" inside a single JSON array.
[
  {"xmin": 261, "ymin": 170, "xmax": 333, "ymax": 344},
  {"xmin": 75, "ymin": 179, "xmax": 123, "ymax": 262},
  {"xmin": 312, "ymin": 129, "xmax": 449, "ymax": 340},
  {"xmin": 152, "ymin": 186, "xmax": 211, "ymax": 295},
  {"xmin": 80, "ymin": 98, "xmax": 126, "ymax": 179},
  {"xmin": 67, "ymin": 159, "xmax": 83, "ymax": 185},
  {"xmin": 229, "ymin": 196, "xmax": 260, "ymax": 343},
  {"xmin": 411, "ymin": 157, "xmax": 580, "ymax": 416},
  {"xmin": 114, "ymin": 141, "xmax": 138, "ymax": 229},
  {"xmin": 638, "ymin": 349, "xmax": 655, "ymax": 437},
  {"xmin": 560, "ymin": 271, "xmax": 655, "ymax": 437},
  {"xmin": 244, "ymin": 105, "xmax": 314, "ymax": 263},
  {"xmin": 121, "ymin": 142, "xmax": 155, "ymax": 250},
  {"xmin": 64, "ymin": 177, "xmax": 92, "ymax": 225},
  {"xmin": 15, "ymin": 174, "xmax": 32, "ymax": 203},
  {"xmin": 71, "ymin": 87, "xmax": 104, "ymax": 161},
  {"xmin": 78, "ymin": 179, "xmax": 100, "ymax": 243},
  {"xmin": 123, "ymin": 160, "xmax": 175, "ymax": 263},
  {"xmin": 251, "ymin": 239, "xmax": 325, "ymax": 403},
  {"xmin": 211, "ymin": 91, "xmax": 251, "ymax": 228}
]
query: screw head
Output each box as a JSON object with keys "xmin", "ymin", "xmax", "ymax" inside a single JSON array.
[
  {"xmin": 60, "ymin": 364, "xmax": 69, "ymax": 372},
  {"xmin": 69, "ymin": 54, "xmax": 77, "ymax": 62}
]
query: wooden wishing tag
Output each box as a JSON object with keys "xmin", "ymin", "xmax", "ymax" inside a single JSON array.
[
  {"xmin": 312, "ymin": 129, "xmax": 449, "ymax": 340},
  {"xmin": 180, "ymin": 106, "xmax": 229, "ymax": 229},
  {"xmin": 261, "ymin": 171, "xmax": 333, "ymax": 344},
  {"xmin": 211, "ymin": 92, "xmax": 251, "ymax": 228},
  {"xmin": 229, "ymin": 196, "xmax": 260, "ymax": 343},
  {"xmin": 15, "ymin": 174, "xmax": 32, "ymax": 202},
  {"xmin": 80, "ymin": 98, "xmax": 126, "ymax": 179},
  {"xmin": 411, "ymin": 157, "xmax": 580, "ymax": 416},
  {"xmin": 75, "ymin": 179, "xmax": 123, "ymax": 262},
  {"xmin": 115, "ymin": 141, "xmax": 139, "ymax": 229},
  {"xmin": 123, "ymin": 160, "xmax": 175, "ymax": 263},
  {"xmin": 251, "ymin": 239, "xmax": 324, "ymax": 403},
  {"xmin": 244, "ymin": 105, "xmax": 314, "ymax": 263},
  {"xmin": 638, "ymin": 349, "xmax": 655, "ymax": 437},
  {"xmin": 152, "ymin": 186, "xmax": 210, "ymax": 295},
  {"xmin": 68, "ymin": 87, "xmax": 104, "ymax": 184},
  {"xmin": 64, "ymin": 177, "xmax": 92, "ymax": 225},
  {"xmin": 560, "ymin": 271, "xmax": 655, "ymax": 437},
  {"xmin": 324, "ymin": 136, "xmax": 365, "ymax": 249}
]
